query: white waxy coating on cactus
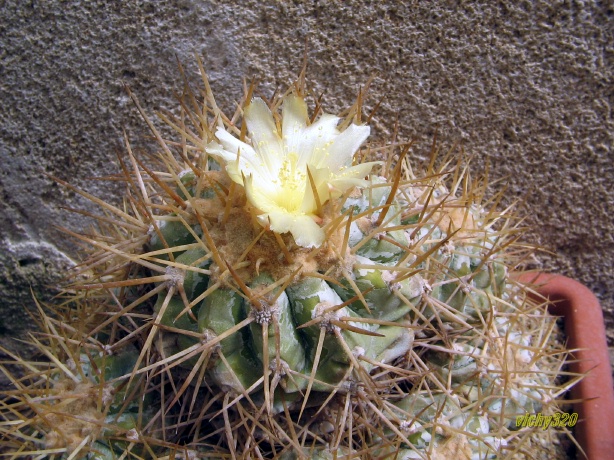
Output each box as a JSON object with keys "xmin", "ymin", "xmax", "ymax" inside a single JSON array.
[
  {"xmin": 348, "ymin": 221, "xmax": 366, "ymax": 247},
  {"xmin": 206, "ymin": 95, "xmax": 379, "ymax": 248}
]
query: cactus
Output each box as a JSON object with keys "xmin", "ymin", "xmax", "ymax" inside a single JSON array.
[
  {"xmin": 0, "ymin": 300, "xmax": 164, "ymax": 458},
  {"xmin": 0, "ymin": 66, "xmax": 578, "ymax": 459}
]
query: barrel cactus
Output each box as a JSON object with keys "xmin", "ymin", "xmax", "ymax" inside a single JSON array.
[{"xmin": 0, "ymin": 67, "xmax": 576, "ymax": 459}]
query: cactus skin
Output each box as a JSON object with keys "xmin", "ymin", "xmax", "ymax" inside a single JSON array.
[{"xmin": 0, "ymin": 71, "xmax": 576, "ymax": 459}]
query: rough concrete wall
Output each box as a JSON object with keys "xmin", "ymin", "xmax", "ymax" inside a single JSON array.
[{"xmin": 1, "ymin": 0, "xmax": 612, "ymax": 380}]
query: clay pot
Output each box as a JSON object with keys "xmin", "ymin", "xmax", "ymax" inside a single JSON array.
[{"xmin": 519, "ymin": 273, "xmax": 614, "ymax": 459}]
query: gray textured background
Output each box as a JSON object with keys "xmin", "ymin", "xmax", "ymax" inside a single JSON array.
[{"xmin": 1, "ymin": 1, "xmax": 613, "ymax": 381}]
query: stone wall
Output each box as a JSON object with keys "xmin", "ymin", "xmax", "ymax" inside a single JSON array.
[{"xmin": 1, "ymin": 1, "xmax": 612, "ymax": 379}]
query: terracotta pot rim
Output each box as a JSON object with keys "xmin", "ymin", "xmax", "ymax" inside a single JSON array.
[{"xmin": 517, "ymin": 272, "xmax": 614, "ymax": 460}]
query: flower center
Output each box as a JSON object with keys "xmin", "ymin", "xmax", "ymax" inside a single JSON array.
[{"xmin": 271, "ymin": 152, "xmax": 306, "ymax": 213}]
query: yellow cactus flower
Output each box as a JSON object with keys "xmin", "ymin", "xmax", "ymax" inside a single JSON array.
[{"xmin": 206, "ymin": 95, "xmax": 378, "ymax": 248}]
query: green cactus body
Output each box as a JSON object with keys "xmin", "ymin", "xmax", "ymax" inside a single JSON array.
[
  {"xmin": 198, "ymin": 284, "xmax": 262, "ymax": 393},
  {"xmin": 248, "ymin": 274, "xmax": 307, "ymax": 392},
  {"xmin": 142, "ymin": 175, "xmax": 427, "ymax": 401}
]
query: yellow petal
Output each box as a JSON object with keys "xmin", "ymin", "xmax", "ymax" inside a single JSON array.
[
  {"xmin": 260, "ymin": 212, "xmax": 325, "ymax": 248},
  {"xmin": 300, "ymin": 165, "xmax": 330, "ymax": 214},
  {"xmin": 244, "ymin": 99, "xmax": 283, "ymax": 173},
  {"xmin": 282, "ymin": 95, "xmax": 309, "ymax": 144}
]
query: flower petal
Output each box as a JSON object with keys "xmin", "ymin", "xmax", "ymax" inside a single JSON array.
[
  {"xmin": 212, "ymin": 129, "xmax": 258, "ymax": 163},
  {"xmin": 282, "ymin": 95, "xmax": 309, "ymax": 153},
  {"xmin": 207, "ymin": 131, "xmax": 275, "ymax": 186},
  {"xmin": 328, "ymin": 161, "xmax": 381, "ymax": 194},
  {"xmin": 260, "ymin": 212, "xmax": 325, "ymax": 248},
  {"xmin": 244, "ymin": 99, "xmax": 284, "ymax": 174},
  {"xmin": 244, "ymin": 174, "xmax": 282, "ymax": 214},
  {"xmin": 281, "ymin": 95, "xmax": 342, "ymax": 170},
  {"xmin": 300, "ymin": 165, "xmax": 330, "ymax": 214},
  {"xmin": 326, "ymin": 124, "xmax": 371, "ymax": 170},
  {"xmin": 297, "ymin": 114, "xmax": 340, "ymax": 168}
]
